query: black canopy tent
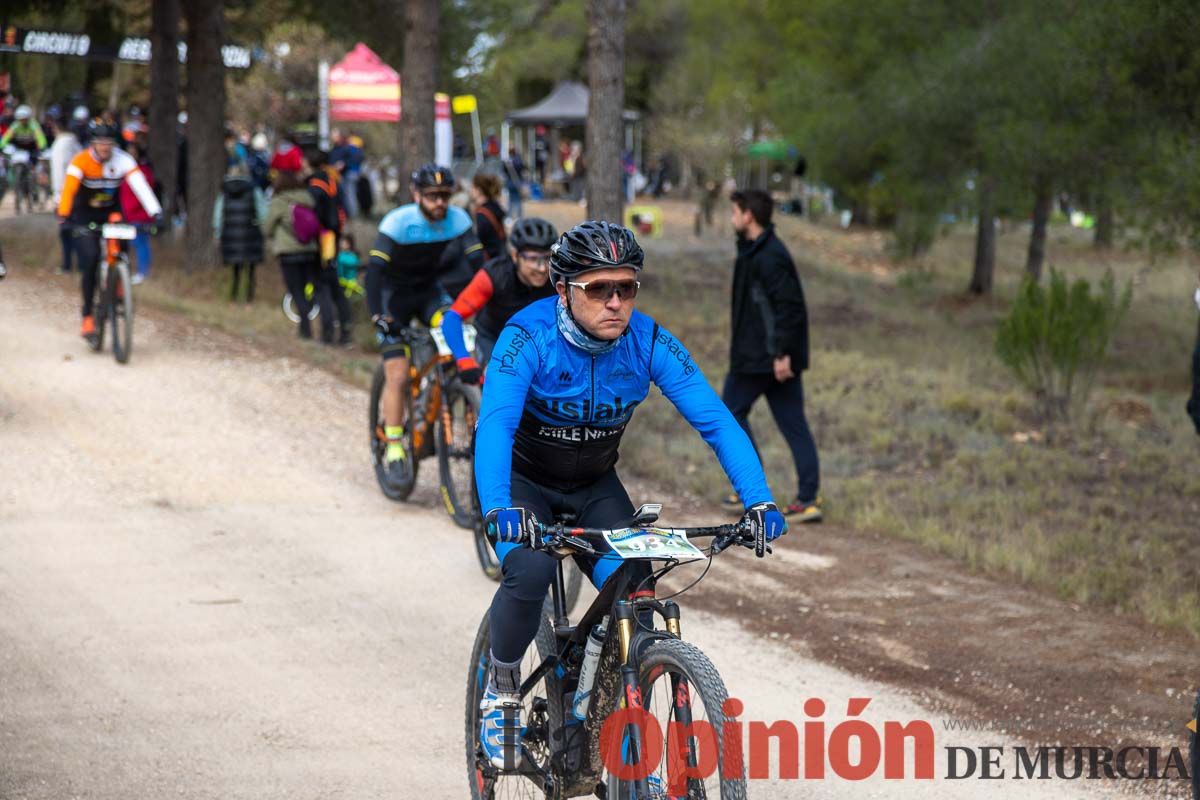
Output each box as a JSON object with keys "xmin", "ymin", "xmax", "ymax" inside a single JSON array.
[{"xmin": 501, "ymin": 81, "xmax": 642, "ymax": 179}]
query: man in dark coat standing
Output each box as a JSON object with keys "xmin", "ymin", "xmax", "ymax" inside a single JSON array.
[{"xmin": 722, "ymin": 188, "xmax": 822, "ymax": 522}]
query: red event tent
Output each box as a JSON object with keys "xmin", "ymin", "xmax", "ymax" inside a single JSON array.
[{"xmin": 329, "ymin": 43, "xmax": 400, "ymax": 121}]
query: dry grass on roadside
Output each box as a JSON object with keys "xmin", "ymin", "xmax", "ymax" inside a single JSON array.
[
  {"xmin": 621, "ymin": 208, "xmax": 1200, "ymax": 636},
  {"xmin": 5, "ymin": 203, "xmax": 1199, "ymax": 634}
]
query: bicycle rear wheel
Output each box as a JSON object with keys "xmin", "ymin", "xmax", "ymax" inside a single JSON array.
[
  {"xmin": 473, "ymin": 469, "xmax": 501, "ymax": 580},
  {"xmin": 109, "ymin": 257, "xmax": 133, "ymax": 364},
  {"xmin": 436, "ymin": 380, "xmax": 481, "ymax": 529},
  {"xmin": 606, "ymin": 638, "xmax": 746, "ymax": 799},
  {"xmin": 282, "ymin": 291, "xmax": 321, "ymax": 323},
  {"xmin": 369, "ymin": 363, "xmax": 418, "ymax": 501},
  {"xmin": 465, "ymin": 613, "xmax": 565, "ymax": 800}
]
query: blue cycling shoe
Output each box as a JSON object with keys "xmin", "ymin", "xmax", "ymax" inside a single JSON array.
[{"xmin": 480, "ymin": 683, "xmax": 523, "ymax": 771}]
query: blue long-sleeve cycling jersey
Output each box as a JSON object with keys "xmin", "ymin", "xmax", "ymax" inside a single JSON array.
[{"xmin": 474, "ymin": 296, "xmax": 773, "ymax": 514}]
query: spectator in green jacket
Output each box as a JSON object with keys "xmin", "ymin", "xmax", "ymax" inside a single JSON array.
[{"xmin": 264, "ymin": 168, "xmax": 320, "ymax": 339}]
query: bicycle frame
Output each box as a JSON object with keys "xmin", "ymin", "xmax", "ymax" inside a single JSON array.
[{"xmin": 405, "ymin": 335, "xmax": 454, "ymax": 455}]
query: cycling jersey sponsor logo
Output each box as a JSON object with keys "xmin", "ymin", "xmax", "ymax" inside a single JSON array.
[
  {"xmin": 557, "ymin": 370, "xmax": 572, "ymax": 383},
  {"xmin": 535, "ymin": 423, "xmax": 625, "ymax": 442},
  {"xmin": 496, "ymin": 327, "xmax": 533, "ymax": 376},
  {"xmin": 656, "ymin": 330, "xmax": 696, "ymax": 376},
  {"xmin": 609, "ymin": 366, "xmax": 635, "ymax": 381},
  {"xmin": 531, "ymin": 396, "xmax": 640, "ymax": 422}
]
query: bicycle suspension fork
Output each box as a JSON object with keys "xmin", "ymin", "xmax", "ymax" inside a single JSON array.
[{"xmin": 614, "ymin": 601, "xmax": 654, "ymax": 798}]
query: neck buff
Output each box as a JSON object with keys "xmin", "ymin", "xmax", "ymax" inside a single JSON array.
[{"xmin": 556, "ymin": 298, "xmax": 620, "ymax": 355}]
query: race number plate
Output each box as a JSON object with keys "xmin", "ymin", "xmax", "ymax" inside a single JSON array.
[
  {"xmin": 101, "ymin": 223, "xmax": 137, "ymax": 240},
  {"xmin": 431, "ymin": 323, "xmax": 477, "ymax": 357},
  {"xmin": 9, "ymin": 149, "xmax": 30, "ymax": 165},
  {"xmin": 603, "ymin": 527, "xmax": 707, "ymax": 562}
]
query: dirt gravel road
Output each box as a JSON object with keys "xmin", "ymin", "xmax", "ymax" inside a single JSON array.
[{"xmin": 0, "ymin": 271, "xmax": 1117, "ymax": 798}]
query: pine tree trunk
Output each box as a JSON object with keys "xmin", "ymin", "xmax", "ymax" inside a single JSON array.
[
  {"xmin": 182, "ymin": 0, "xmax": 226, "ymax": 269},
  {"xmin": 149, "ymin": 0, "xmax": 181, "ymax": 222},
  {"xmin": 968, "ymin": 175, "xmax": 996, "ymax": 295},
  {"xmin": 83, "ymin": 5, "xmax": 118, "ymax": 101},
  {"xmin": 585, "ymin": 0, "xmax": 626, "ymax": 224},
  {"xmin": 850, "ymin": 196, "xmax": 870, "ymax": 226},
  {"xmin": 398, "ymin": 0, "xmax": 439, "ymax": 187},
  {"xmin": 1025, "ymin": 176, "xmax": 1052, "ymax": 282}
]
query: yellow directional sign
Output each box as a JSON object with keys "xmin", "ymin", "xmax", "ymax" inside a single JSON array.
[{"xmin": 452, "ymin": 94, "xmax": 477, "ymax": 115}]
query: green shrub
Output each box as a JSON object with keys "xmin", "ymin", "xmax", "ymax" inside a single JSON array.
[{"xmin": 995, "ymin": 269, "xmax": 1132, "ymax": 421}]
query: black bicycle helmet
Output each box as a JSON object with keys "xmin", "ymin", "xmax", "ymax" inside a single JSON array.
[
  {"xmin": 86, "ymin": 119, "xmax": 119, "ymax": 141},
  {"xmin": 411, "ymin": 162, "xmax": 456, "ymax": 190},
  {"xmin": 550, "ymin": 220, "xmax": 644, "ymax": 279},
  {"xmin": 509, "ymin": 217, "xmax": 557, "ymax": 252}
]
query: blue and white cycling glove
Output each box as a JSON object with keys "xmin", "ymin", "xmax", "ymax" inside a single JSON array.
[
  {"xmin": 486, "ymin": 507, "xmax": 536, "ymax": 544},
  {"xmin": 743, "ymin": 502, "xmax": 787, "ymax": 556}
]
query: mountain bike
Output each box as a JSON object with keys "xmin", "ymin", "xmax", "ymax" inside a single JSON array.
[
  {"xmin": 283, "ymin": 274, "xmax": 365, "ymax": 322},
  {"xmin": 6, "ymin": 147, "xmax": 35, "ymax": 215},
  {"xmin": 466, "ymin": 504, "xmax": 771, "ymax": 799},
  {"xmin": 83, "ymin": 215, "xmax": 136, "ymax": 364},
  {"xmin": 369, "ymin": 319, "xmax": 480, "ymax": 522}
]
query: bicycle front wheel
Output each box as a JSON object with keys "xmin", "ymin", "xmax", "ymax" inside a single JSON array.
[
  {"xmin": 606, "ymin": 638, "xmax": 747, "ymax": 799},
  {"xmin": 90, "ymin": 262, "xmax": 109, "ymax": 353},
  {"xmin": 436, "ymin": 380, "xmax": 481, "ymax": 529},
  {"xmin": 109, "ymin": 257, "xmax": 133, "ymax": 364},
  {"xmin": 369, "ymin": 363, "xmax": 417, "ymax": 501}
]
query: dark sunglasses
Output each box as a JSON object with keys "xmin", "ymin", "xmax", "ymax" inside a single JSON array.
[
  {"xmin": 567, "ymin": 278, "xmax": 640, "ymax": 302},
  {"xmin": 421, "ymin": 190, "xmax": 452, "ymax": 203}
]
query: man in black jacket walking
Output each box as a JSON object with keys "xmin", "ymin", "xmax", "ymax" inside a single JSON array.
[{"xmin": 722, "ymin": 189, "xmax": 822, "ymax": 521}]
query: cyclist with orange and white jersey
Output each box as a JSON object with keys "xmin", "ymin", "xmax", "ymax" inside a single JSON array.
[{"xmin": 57, "ymin": 119, "xmax": 161, "ymax": 343}]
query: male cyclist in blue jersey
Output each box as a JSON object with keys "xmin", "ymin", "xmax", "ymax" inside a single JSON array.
[
  {"xmin": 472, "ymin": 220, "xmax": 788, "ymax": 768},
  {"xmin": 367, "ymin": 162, "xmax": 485, "ymax": 485}
]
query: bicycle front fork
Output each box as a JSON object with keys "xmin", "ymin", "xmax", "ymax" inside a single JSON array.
[{"xmin": 613, "ymin": 597, "xmax": 688, "ymax": 797}]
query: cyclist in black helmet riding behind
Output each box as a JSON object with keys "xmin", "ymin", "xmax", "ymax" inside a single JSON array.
[
  {"xmin": 440, "ymin": 216, "xmax": 558, "ymax": 385},
  {"xmin": 367, "ymin": 163, "xmax": 486, "ymax": 484}
]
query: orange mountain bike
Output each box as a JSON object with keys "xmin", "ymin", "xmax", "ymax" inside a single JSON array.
[
  {"xmin": 82, "ymin": 213, "xmax": 136, "ymax": 364},
  {"xmin": 369, "ymin": 320, "xmax": 481, "ymax": 527}
]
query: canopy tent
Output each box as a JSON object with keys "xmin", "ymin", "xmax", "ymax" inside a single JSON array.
[
  {"xmin": 502, "ymin": 81, "xmax": 643, "ymax": 184},
  {"xmin": 504, "ymin": 81, "xmax": 640, "ymax": 127},
  {"xmin": 328, "ymin": 43, "xmax": 400, "ymax": 122}
]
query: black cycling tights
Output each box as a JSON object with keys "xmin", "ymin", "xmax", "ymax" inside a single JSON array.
[
  {"xmin": 75, "ymin": 231, "xmax": 102, "ymax": 317},
  {"xmin": 487, "ymin": 468, "xmax": 649, "ymax": 665}
]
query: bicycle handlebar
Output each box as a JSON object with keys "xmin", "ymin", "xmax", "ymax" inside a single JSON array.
[{"xmin": 529, "ymin": 517, "xmax": 770, "ymax": 559}]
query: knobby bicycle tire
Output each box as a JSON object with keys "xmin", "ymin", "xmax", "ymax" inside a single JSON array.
[
  {"xmin": 606, "ymin": 638, "xmax": 747, "ymax": 800},
  {"xmin": 436, "ymin": 380, "xmax": 482, "ymax": 529},
  {"xmin": 369, "ymin": 364, "xmax": 418, "ymax": 501},
  {"xmin": 110, "ymin": 257, "xmax": 133, "ymax": 364},
  {"xmin": 91, "ymin": 263, "xmax": 109, "ymax": 353}
]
